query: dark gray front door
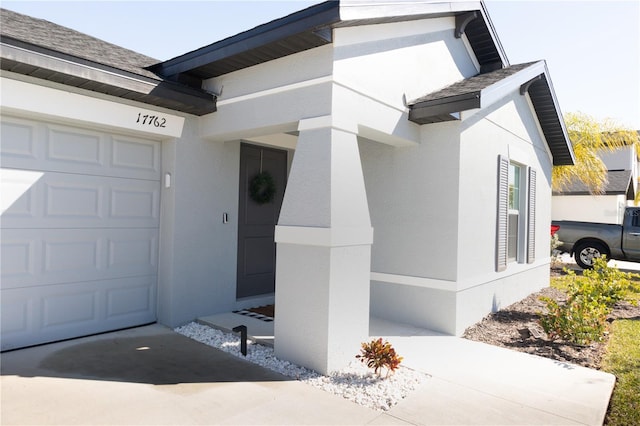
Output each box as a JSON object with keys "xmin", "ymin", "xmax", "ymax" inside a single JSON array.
[{"xmin": 237, "ymin": 144, "xmax": 287, "ymax": 298}]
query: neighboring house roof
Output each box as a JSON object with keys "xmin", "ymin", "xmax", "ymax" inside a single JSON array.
[
  {"xmin": 553, "ymin": 170, "xmax": 635, "ymax": 199},
  {"xmin": 407, "ymin": 61, "xmax": 575, "ymax": 166},
  {"xmin": 0, "ymin": 8, "xmax": 216, "ymax": 115},
  {"xmin": 149, "ymin": 0, "xmax": 507, "ymax": 82}
]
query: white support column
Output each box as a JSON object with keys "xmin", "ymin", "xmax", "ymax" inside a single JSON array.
[{"xmin": 274, "ymin": 116, "xmax": 373, "ymax": 375}]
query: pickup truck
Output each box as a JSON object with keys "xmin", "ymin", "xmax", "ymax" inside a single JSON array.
[{"xmin": 552, "ymin": 206, "xmax": 640, "ymax": 269}]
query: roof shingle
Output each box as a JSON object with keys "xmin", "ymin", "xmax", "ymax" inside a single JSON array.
[
  {"xmin": 408, "ymin": 62, "xmax": 536, "ymax": 106},
  {"xmin": 553, "ymin": 170, "xmax": 634, "ymax": 198},
  {"xmin": 0, "ymin": 8, "xmax": 159, "ymax": 79}
]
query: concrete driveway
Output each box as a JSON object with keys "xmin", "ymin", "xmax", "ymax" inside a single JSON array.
[
  {"xmin": 1, "ymin": 324, "xmax": 379, "ymax": 425},
  {"xmin": 2, "ymin": 320, "xmax": 616, "ymax": 425}
]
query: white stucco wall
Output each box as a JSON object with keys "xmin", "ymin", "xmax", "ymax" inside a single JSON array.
[
  {"xmin": 367, "ymin": 88, "xmax": 555, "ymax": 335},
  {"xmin": 200, "ymin": 46, "xmax": 334, "ymax": 143},
  {"xmin": 158, "ymin": 125, "xmax": 255, "ymax": 327},
  {"xmin": 457, "ymin": 91, "xmax": 553, "ymax": 282},
  {"xmin": 453, "ymin": 92, "xmax": 554, "ymax": 332},
  {"xmin": 360, "ymin": 122, "xmax": 461, "ymax": 282},
  {"xmin": 333, "ymin": 16, "xmax": 478, "ymax": 108},
  {"xmin": 552, "ymin": 194, "xmax": 626, "ymax": 224},
  {"xmin": 347, "ymin": 15, "xmax": 479, "ymax": 281}
]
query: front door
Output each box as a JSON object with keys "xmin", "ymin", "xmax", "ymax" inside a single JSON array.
[{"xmin": 237, "ymin": 144, "xmax": 288, "ymax": 298}]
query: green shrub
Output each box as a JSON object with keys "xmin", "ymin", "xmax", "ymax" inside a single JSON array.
[
  {"xmin": 539, "ymin": 258, "xmax": 637, "ymax": 345},
  {"xmin": 356, "ymin": 338, "xmax": 403, "ymax": 377},
  {"xmin": 539, "ymin": 295, "xmax": 609, "ymax": 345},
  {"xmin": 579, "ymin": 257, "xmax": 637, "ymax": 306}
]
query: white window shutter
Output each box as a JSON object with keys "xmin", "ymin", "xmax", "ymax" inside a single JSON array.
[
  {"xmin": 496, "ymin": 155, "xmax": 509, "ymax": 271},
  {"xmin": 527, "ymin": 167, "xmax": 537, "ymax": 264}
]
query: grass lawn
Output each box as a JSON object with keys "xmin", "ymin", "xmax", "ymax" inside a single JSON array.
[
  {"xmin": 550, "ymin": 271, "xmax": 640, "ymax": 425},
  {"xmin": 601, "ymin": 320, "xmax": 640, "ymax": 426}
]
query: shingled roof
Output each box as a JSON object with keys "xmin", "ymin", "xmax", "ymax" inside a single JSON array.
[
  {"xmin": 409, "ymin": 62, "xmax": 536, "ymax": 107},
  {"xmin": 0, "ymin": 8, "xmax": 216, "ymax": 115},
  {"xmin": 553, "ymin": 170, "xmax": 635, "ymax": 199},
  {"xmin": 149, "ymin": 0, "xmax": 507, "ymax": 80},
  {"xmin": 408, "ymin": 61, "xmax": 575, "ymax": 166},
  {"xmin": 0, "ymin": 8, "xmax": 158, "ymax": 78}
]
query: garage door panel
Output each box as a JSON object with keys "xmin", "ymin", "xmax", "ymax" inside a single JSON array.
[
  {"xmin": 0, "ymin": 168, "xmax": 41, "ymax": 217},
  {"xmin": 47, "ymin": 127, "xmax": 103, "ymax": 166},
  {"xmin": 1, "ymin": 239, "xmax": 35, "ymax": 278},
  {"xmin": 1, "ymin": 275, "xmax": 157, "ymax": 351},
  {"xmin": 1, "ymin": 116, "xmax": 160, "ymax": 350},
  {"xmin": 108, "ymin": 232, "xmax": 158, "ymax": 271},
  {"xmin": 2, "ymin": 171, "xmax": 160, "ymax": 229},
  {"xmin": 107, "ymin": 283, "xmax": 155, "ymax": 317},
  {"xmin": 1, "ymin": 229, "xmax": 158, "ymax": 289},
  {"xmin": 110, "ymin": 185, "xmax": 159, "ymax": 221},
  {"xmin": 1, "ymin": 117, "xmax": 161, "ymax": 181},
  {"xmin": 0, "ymin": 119, "xmax": 38, "ymax": 160},
  {"xmin": 1, "ymin": 295, "xmax": 30, "ymax": 335},
  {"xmin": 111, "ymin": 137, "xmax": 160, "ymax": 176}
]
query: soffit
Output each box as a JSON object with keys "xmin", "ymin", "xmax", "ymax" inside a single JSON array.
[{"xmin": 408, "ymin": 62, "xmax": 575, "ymax": 166}]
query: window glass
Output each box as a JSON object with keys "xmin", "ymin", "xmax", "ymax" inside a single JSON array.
[
  {"xmin": 508, "ymin": 164, "xmax": 520, "ymax": 211},
  {"xmin": 508, "ymin": 163, "xmax": 522, "ymax": 262},
  {"xmin": 508, "ymin": 214, "xmax": 518, "ymax": 261}
]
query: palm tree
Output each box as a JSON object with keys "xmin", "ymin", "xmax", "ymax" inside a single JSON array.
[{"xmin": 553, "ymin": 112, "xmax": 639, "ymax": 194}]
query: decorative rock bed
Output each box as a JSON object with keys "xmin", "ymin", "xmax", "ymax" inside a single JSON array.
[{"xmin": 175, "ymin": 322, "xmax": 428, "ymax": 411}]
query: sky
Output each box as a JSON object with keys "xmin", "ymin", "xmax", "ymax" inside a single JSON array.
[{"xmin": 2, "ymin": 1, "xmax": 639, "ymax": 130}]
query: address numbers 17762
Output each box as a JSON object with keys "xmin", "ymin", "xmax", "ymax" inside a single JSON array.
[{"xmin": 136, "ymin": 113, "xmax": 167, "ymax": 128}]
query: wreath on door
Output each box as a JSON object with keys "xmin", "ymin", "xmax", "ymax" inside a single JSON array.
[{"xmin": 249, "ymin": 171, "xmax": 276, "ymax": 204}]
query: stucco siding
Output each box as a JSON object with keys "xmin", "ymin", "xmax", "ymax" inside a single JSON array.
[
  {"xmin": 360, "ymin": 121, "xmax": 461, "ymax": 282},
  {"xmin": 158, "ymin": 128, "xmax": 270, "ymax": 327},
  {"xmin": 454, "ymin": 263, "xmax": 549, "ymax": 335},
  {"xmin": 457, "ymin": 93, "xmax": 553, "ymax": 282},
  {"xmin": 333, "ymin": 17, "xmax": 478, "ymax": 109},
  {"xmin": 370, "ymin": 280, "xmax": 457, "ymax": 334},
  {"xmin": 368, "ymin": 90, "xmax": 555, "ymax": 335},
  {"xmin": 204, "ymin": 45, "xmax": 333, "ymax": 102}
]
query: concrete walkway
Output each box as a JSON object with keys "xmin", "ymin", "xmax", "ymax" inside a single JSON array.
[{"xmin": 1, "ymin": 320, "xmax": 615, "ymax": 425}]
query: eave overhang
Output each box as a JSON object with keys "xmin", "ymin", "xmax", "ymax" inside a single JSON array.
[
  {"xmin": 1, "ymin": 36, "xmax": 216, "ymax": 116},
  {"xmin": 149, "ymin": 0, "xmax": 508, "ymax": 83},
  {"xmin": 408, "ymin": 61, "xmax": 575, "ymax": 166},
  {"xmin": 148, "ymin": 1, "xmax": 341, "ymax": 81}
]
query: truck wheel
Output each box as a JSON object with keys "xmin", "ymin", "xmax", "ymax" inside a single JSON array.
[{"xmin": 574, "ymin": 242, "xmax": 608, "ymax": 269}]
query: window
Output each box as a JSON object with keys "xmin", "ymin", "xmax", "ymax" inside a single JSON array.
[
  {"xmin": 508, "ymin": 163, "xmax": 521, "ymax": 262},
  {"xmin": 497, "ymin": 156, "xmax": 536, "ymax": 271}
]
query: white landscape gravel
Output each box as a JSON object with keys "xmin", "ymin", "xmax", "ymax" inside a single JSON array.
[{"xmin": 175, "ymin": 322, "xmax": 428, "ymax": 411}]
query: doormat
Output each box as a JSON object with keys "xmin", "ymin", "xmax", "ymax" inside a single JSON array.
[{"xmin": 233, "ymin": 304, "xmax": 274, "ymax": 322}]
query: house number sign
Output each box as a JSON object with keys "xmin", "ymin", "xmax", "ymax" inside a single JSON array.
[{"xmin": 136, "ymin": 113, "xmax": 167, "ymax": 128}]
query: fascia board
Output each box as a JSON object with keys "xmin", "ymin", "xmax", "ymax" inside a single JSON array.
[
  {"xmin": 152, "ymin": 3, "xmax": 340, "ymax": 77},
  {"xmin": 1, "ymin": 41, "xmax": 216, "ymax": 115},
  {"xmin": 477, "ymin": 1, "xmax": 510, "ymax": 66},
  {"xmin": 339, "ymin": 1, "xmax": 482, "ymax": 21},
  {"xmin": 536, "ymin": 62, "xmax": 575, "ymax": 164},
  {"xmin": 409, "ymin": 94, "xmax": 480, "ymax": 123},
  {"xmin": 478, "ymin": 62, "xmax": 546, "ymax": 108},
  {"xmin": 1, "ymin": 42, "xmax": 161, "ymax": 94}
]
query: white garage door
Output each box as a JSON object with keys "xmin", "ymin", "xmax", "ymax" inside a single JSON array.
[{"xmin": 1, "ymin": 116, "xmax": 160, "ymax": 351}]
